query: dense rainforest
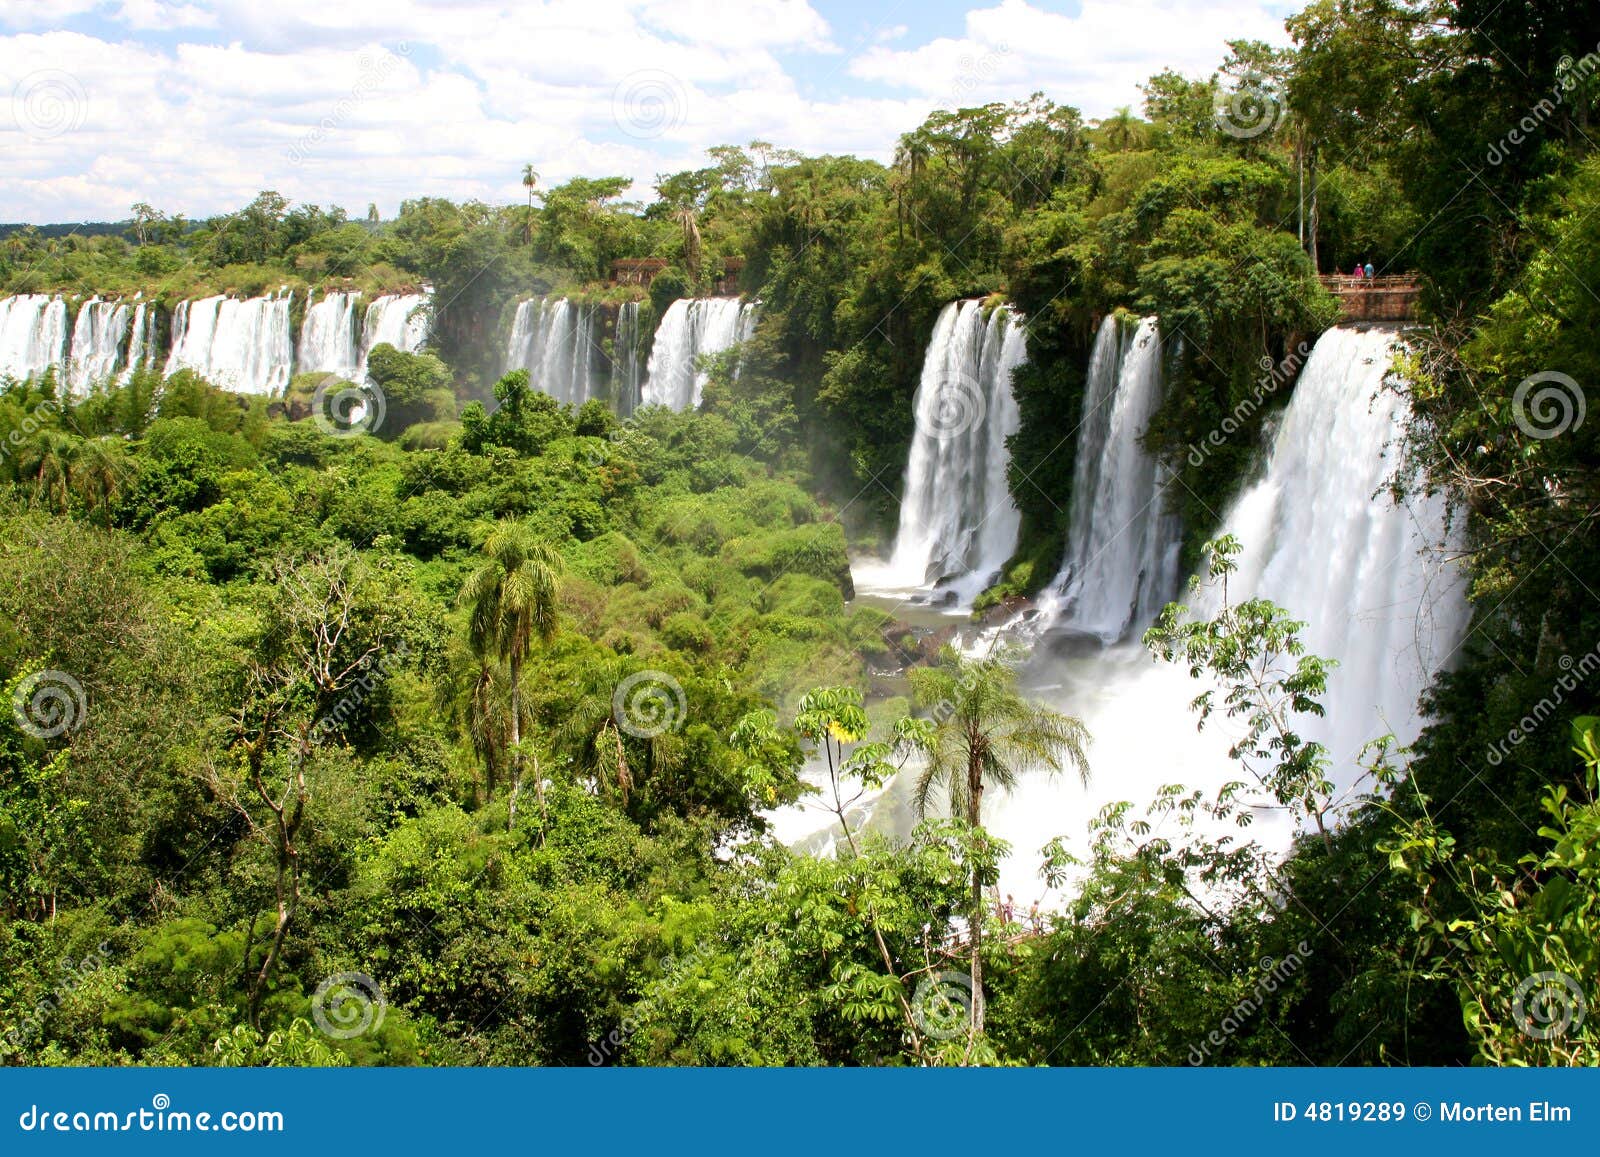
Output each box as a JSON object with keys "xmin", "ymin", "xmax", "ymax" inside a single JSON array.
[{"xmin": 1, "ymin": 0, "xmax": 1598, "ymax": 1066}]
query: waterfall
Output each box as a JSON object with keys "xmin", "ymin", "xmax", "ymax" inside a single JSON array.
[
  {"xmin": 66, "ymin": 297, "xmax": 132, "ymax": 395},
  {"xmin": 504, "ymin": 297, "xmax": 602, "ymax": 405},
  {"xmin": 855, "ymin": 299, "xmax": 1024, "ymax": 606},
  {"xmin": 977, "ymin": 324, "xmax": 1468, "ymax": 899},
  {"xmin": 640, "ymin": 297, "xmax": 759, "ymax": 411},
  {"xmin": 1193, "ymin": 326, "xmax": 1468, "ymax": 771},
  {"xmin": 122, "ymin": 302, "xmax": 157, "ymax": 382},
  {"xmin": 164, "ymin": 293, "xmax": 295, "ymax": 395},
  {"xmin": 613, "ymin": 301, "xmax": 643, "ymax": 416},
  {"xmin": 360, "ymin": 291, "xmax": 429, "ymax": 366},
  {"xmin": 1034, "ymin": 315, "xmax": 1182, "ymax": 642},
  {"xmin": 822, "ymin": 324, "xmax": 1468, "ymax": 903},
  {"xmin": 299, "ymin": 290, "xmax": 363, "ymax": 381},
  {"xmin": 0, "ymin": 294, "xmax": 69, "ymax": 383}
]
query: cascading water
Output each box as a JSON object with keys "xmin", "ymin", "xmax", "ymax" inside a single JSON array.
[
  {"xmin": 359, "ymin": 292, "xmax": 430, "ymax": 376},
  {"xmin": 613, "ymin": 301, "xmax": 643, "ymax": 416},
  {"xmin": 1033, "ymin": 315, "xmax": 1182, "ymax": 642},
  {"xmin": 815, "ymin": 323, "xmax": 1469, "ymax": 904},
  {"xmin": 0, "ymin": 294, "xmax": 69, "ymax": 383},
  {"xmin": 1193, "ymin": 326, "xmax": 1468, "ymax": 770},
  {"xmin": 855, "ymin": 299, "xmax": 1025, "ymax": 607},
  {"xmin": 122, "ymin": 302, "xmax": 157, "ymax": 382},
  {"xmin": 980, "ymin": 324, "xmax": 1469, "ymax": 898},
  {"xmin": 298, "ymin": 290, "xmax": 363, "ymax": 381},
  {"xmin": 165, "ymin": 293, "xmax": 295, "ymax": 395},
  {"xmin": 66, "ymin": 297, "xmax": 132, "ymax": 395},
  {"xmin": 640, "ymin": 297, "xmax": 758, "ymax": 411},
  {"xmin": 504, "ymin": 297, "xmax": 602, "ymax": 405}
]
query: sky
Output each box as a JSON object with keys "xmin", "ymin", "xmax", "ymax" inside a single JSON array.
[{"xmin": 0, "ymin": 0, "xmax": 1297, "ymax": 223}]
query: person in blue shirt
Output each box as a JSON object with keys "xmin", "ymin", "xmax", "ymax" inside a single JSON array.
[{"xmin": 1364, "ymin": 261, "xmax": 1375, "ymax": 280}]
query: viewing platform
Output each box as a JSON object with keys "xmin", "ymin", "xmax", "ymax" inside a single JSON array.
[{"xmin": 1318, "ymin": 274, "xmax": 1420, "ymax": 323}]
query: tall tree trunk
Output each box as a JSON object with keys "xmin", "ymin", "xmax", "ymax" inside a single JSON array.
[
  {"xmin": 967, "ymin": 747, "xmax": 985, "ymax": 1038},
  {"xmin": 1307, "ymin": 146, "xmax": 1321, "ymax": 272},
  {"xmin": 507, "ymin": 653, "xmax": 522, "ymax": 831}
]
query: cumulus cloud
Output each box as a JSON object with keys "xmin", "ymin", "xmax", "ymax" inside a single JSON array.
[{"xmin": 0, "ymin": 0, "xmax": 1293, "ymax": 222}]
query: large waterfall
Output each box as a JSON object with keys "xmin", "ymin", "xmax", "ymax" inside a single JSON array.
[
  {"xmin": 66, "ymin": 298, "xmax": 132, "ymax": 395},
  {"xmin": 298, "ymin": 291, "xmax": 363, "ymax": 381},
  {"xmin": 298, "ymin": 290, "xmax": 430, "ymax": 384},
  {"xmin": 360, "ymin": 292, "xmax": 430, "ymax": 372},
  {"xmin": 855, "ymin": 299, "xmax": 1025, "ymax": 606},
  {"xmin": 123, "ymin": 302, "xmax": 157, "ymax": 382},
  {"xmin": 165, "ymin": 293, "xmax": 295, "ymax": 395},
  {"xmin": 1033, "ymin": 315, "xmax": 1182, "ymax": 642},
  {"xmin": 504, "ymin": 297, "xmax": 602, "ymax": 405},
  {"xmin": 640, "ymin": 297, "xmax": 758, "ymax": 411},
  {"xmin": 977, "ymin": 324, "xmax": 1468, "ymax": 898},
  {"xmin": 1193, "ymin": 326, "xmax": 1467, "ymax": 770},
  {"xmin": 0, "ymin": 294, "xmax": 69, "ymax": 383},
  {"xmin": 613, "ymin": 301, "xmax": 643, "ymax": 416},
  {"xmin": 817, "ymin": 323, "xmax": 1469, "ymax": 903}
]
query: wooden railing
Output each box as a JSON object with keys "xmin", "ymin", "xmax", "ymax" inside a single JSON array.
[{"xmin": 1317, "ymin": 274, "xmax": 1421, "ymax": 323}]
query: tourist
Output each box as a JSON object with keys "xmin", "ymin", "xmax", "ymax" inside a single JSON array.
[{"xmin": 1364, "ymin": 261, "xmax": 1375, "ymax": 280}]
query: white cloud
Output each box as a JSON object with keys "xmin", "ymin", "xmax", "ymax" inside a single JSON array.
[
  {"xmin": 0, "ymin": 0, "xmax": 1294, "ymax": 222},
  {"xmin": 851, "ymin": 0, "xmax": 1290, "ymax": 118}
]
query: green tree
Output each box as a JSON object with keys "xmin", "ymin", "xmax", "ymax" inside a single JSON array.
[
  {"xmin": 460, "ymin": 520, "xmax": 563, "ymax": 829},
  {"xmin": 902, "ymin": 647, "xmax": 1089, "ymax": 1035}
]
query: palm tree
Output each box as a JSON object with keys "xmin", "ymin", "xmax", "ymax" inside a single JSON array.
[
  {"xmin": 459, "ymin": 520, "xmax": 562, "ymax": 828},
  {"xmin": 66, "ymin": 436, "xmax": 130, "ymax": 523},
  {"xmin": 906, "ymin": 646, "xmax": 1089, "ymax": 1036},
  {"xmin": 1100, "ymin": 106, "xmax": 1143, "ymax": 153},
  {"xmin": 674, "ymin": 203, "xmax": 701, "ymax": 284},
  {"xmin": 521, "ymin": 164, "xmax": 540, "ymax": 244},
  {"xmin": 17, "ymin": 429, "xmax": 79, "ymax": 513}
]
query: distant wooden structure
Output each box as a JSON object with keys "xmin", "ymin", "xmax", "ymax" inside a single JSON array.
[
  {"xmin": 612, "ymin": 258, "xmax": 668, "ymax": 286},
  {"xmin": 610, "ymin": 256, "xmax": 746, "ymax": 295},
  {"xmin": 714, "ymin": 257, "xmax": 745, "ymax": 296},
  {"xmin": 1318, "ymin": 275, "xmax": 1421, "ymax": 323}
]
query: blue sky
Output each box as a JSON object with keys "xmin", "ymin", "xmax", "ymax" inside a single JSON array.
[{"xmin": 0, "ymin": 0, "xmax": 1296, "ymax": 223}]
